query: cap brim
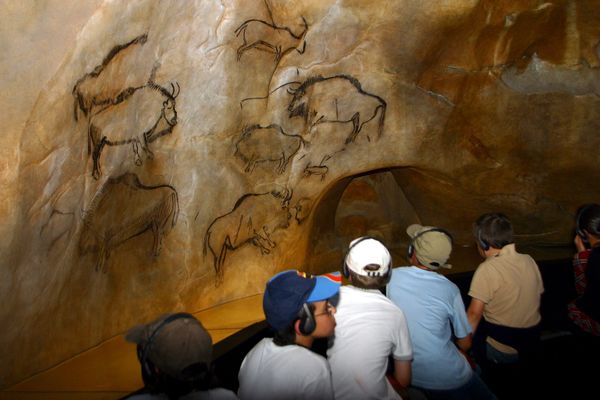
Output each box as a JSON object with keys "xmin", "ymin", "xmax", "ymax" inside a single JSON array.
[
  {"xmin": 125, "ymin": 324, "xmax": 146, "ymax": 344},
  {"xmin": 406, "ymin": 224, "xmax": 424, "ymax": 238},
  {"xmin": 307, "ymin": 272, "xmax": 342, "ymax": 302}
]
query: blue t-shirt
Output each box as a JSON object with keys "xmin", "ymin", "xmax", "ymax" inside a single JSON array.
[{"xmin": 387, "ymin": 266, "xmax": 472, "ymax": 389}]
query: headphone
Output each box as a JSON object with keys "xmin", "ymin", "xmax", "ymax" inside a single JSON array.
[
  {"xmin": 407, "ymin": 228, "xmax": 454, "ymax": 262},
  {"xmin": 576, "ymin": 205, "xmax": 592, "ymax": 245},
  {"xmin": 298, "ymin": 303, "xmax": 316, "ymax": 335},
  {"xmin": 342, "ymin": 236, "xmax": 389, "ymax": 278},
  {"xmin": 477, "ymin": 228, "xmax": 490, "ymax": 251},
  {"xmin": 138, "ymin": 312, "xmax": 196, "ymax": 385}
]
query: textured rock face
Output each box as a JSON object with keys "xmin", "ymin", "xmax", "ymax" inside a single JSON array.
[{"xmin": 1, "ymin": 0, "xmax": 600, "ymax": 387}]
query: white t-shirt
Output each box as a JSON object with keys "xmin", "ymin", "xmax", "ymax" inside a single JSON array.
[
  {"xmin": 327, "ymin": 286, "xmax": 413, "ymax": 400},
  {"xmin": 238, "ymin": 337, "xmax": 334, "ymax": 400},
  {"xmin": 128, "ymin": 387, "xmax": 238, "ymax": 400}
]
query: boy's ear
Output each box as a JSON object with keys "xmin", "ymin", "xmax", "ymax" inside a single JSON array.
[{"xmin": 293, "ymin": 319, "xmax": 304, "ymax": 336}]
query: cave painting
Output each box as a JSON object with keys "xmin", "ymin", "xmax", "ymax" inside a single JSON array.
[
  {"xmin": 234, "ymin": 124, "xmax": 306, "ymax": 174},
  {"xmin": 287, "ymin": 74, "xmax": 387, "ymax": 144},
  {"xmin": 235, "ymin": 16, "xmax": 308, "ymax": 63},
  {"xmin": 79, "ymin": 173, "xmax": 179, "ymax": 273},
  {"xmin": 88, "ymin": 81, "xmax": 179, "ymax": 179},
  {"xmin": 203, "ymin": 189, "xmax": 292, "ymax": 283},
  {"xmin": 71, "ymin": 33, "xmax": 179, "ymax": 179},
  {"xmin": 72, "ymin": 33, "xmax": 149, "ymax": 121}
]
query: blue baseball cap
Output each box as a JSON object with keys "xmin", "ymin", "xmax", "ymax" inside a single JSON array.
[{"xmin": 263, "ymin": 270, "xmax": 342, "ymax": 331}]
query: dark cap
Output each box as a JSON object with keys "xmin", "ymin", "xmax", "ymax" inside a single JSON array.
[
  {"xmin": 125, "ymin": 313, "xmax": 212, "ymax": 380},
  {"xmin": 263, "ymin": 270, "xmax": 341, "ymax": 331}
]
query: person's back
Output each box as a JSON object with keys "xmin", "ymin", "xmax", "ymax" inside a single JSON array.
[
  {"xmin": 471, "ymin": 245, "xmax": 543, "ymax": 329},
  {"xmin": 388, "ymin": 225, "xmax": 496, "ymax": 400},
  {"xmin": 238, "ymin": 336, "xmax": 332, "ymax": 400},
  {"xmin": 388, "ymin": 268, "xmax": 472, "ymax": 388},
  {"xmin": 237, "ymin": 269, "xmax": 341, "ymax": 400},
  {"xmin": 327, "ymin": 237, "xmax": 412, "ymax": 400},
  {"xmin": 468, "ymin": 213, "xmax": 544, "ymax": 362}
]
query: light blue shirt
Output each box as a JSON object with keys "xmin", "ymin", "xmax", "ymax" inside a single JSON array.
[{"xmin": 387, "ymin": 266, "xmax": 473, "ymax": 390}]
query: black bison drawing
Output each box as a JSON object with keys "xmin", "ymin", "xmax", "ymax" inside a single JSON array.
[
  {"xmin": 234, "ymin": 124, "xmax": 305, "ymax": 174},
  {"xmin": 79, "ymin": 173, "xmax": 179, "ymax": 273},
  {"xmin": 87, "ymin": 82, "xmax": 179, "ymax": 179},
  {"xmin": 235, "ymin": 17, "xmax": 308, "ymax": 62},
  {"xmin": 287, "ymin": 75, "xmax": 387, "ymax": 144},
  {"xmin": 72, "ymin": 33, "xmax": 150, "ymax": 121},
  {"xmin": 203, "ymin": 189, "xmax": 292, "ymax": 283}
]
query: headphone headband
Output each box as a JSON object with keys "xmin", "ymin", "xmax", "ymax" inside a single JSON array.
[
  {"xmin": 408, "ymin": 228, "xmax": 454, "ymax": 261},
  {"xmin": 140, "ymin": 312, "xmax": 196, "ymax": 381},
  {"xmin": 342, "ymin": 236, "xmax": 390, "ymax": 278}
]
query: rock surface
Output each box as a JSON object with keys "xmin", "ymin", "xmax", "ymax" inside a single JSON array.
[{"xmin": 1, "ymin": 0, "xmax": 600, "ymax": 387}]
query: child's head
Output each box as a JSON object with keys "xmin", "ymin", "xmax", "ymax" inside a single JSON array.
[
  {"xmin": 473, "ymin": 212, "xmax": 513, "ymax": 251},
  {"xmin": 263, "ymin": 270, "xmax": 341, "ymax": 345},
  {"xmin": 406, "ymin": 224, "xmax": 453, "ymax": 270},
  {"xmin": 125, "ymin": 313, "xmax": 214, "ymax": 395},
  {"xmin": 576, "ymin": 203, "xmax": 600, "ymax": 240},
  {"xmin": 343, "ymin": 237, "xmax": 392, "ymax": 289}
]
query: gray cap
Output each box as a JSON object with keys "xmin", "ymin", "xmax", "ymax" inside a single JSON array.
[{"xmin": 125, "ymin": 313, "xmax": 212, "ymax": 380}]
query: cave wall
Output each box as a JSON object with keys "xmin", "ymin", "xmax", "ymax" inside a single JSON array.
[{"xmin": 1, "ymin": 0, "xmax": 600, "ymax": 388}]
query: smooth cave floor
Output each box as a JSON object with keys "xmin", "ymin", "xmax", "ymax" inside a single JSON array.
[{"xmin": 1, "ymin": 244, "xmax": 574, "ymax": 400}]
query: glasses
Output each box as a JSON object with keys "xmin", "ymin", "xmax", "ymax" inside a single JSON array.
[{"xmin": 313, "ymin": 302, "xmax": 335, "ymax": 317}]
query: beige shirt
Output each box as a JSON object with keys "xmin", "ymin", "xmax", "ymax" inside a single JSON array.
[{"xmin": 469, "ymin": 244, "xmax": 544, "ymax": 353}]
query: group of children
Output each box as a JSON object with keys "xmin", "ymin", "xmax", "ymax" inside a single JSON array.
[{"xmin": 124, "ymin": 206, "xmax": 600, "ymax": 400}]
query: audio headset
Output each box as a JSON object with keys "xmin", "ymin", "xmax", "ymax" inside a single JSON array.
[
  {"xmin": 407, "ymin": 228, "xmax": 454, "ymax": 263},
  {"xmin": 137, "ymin": 312, "xmax": 197, "ymax": 385},
  {"xmin": 341, "ymin": 236, "xmax": 391, "ymax": 278},
  {"xmin": 576, "ymin": 204, "xmax": 592, "ymax": 246},
  {"xmin": 298, "ymin": 303, "xmax": 316, "ymax": 335},
  {"xmin": 477, "ymin": 228, "xmax": 490, "ymax": 251}
]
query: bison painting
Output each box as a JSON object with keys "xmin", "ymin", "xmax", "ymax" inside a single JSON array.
[
  {"xmin": 287, "ymin": 74, "xmax": 387, "ymax": 144},
  {"xmin": 87, "ymin": 82, "xmax": 179, "ymax": 179},
  {"xmin": 72, "ymin": 33, "xmax": 150, "ymax": 121},
  {"xmin": 203, "ymin": 189, "xmax": 292, "ymax": 283},
  {"xmin": 235, "ymin": 17, "xmax": 308, "ymax": 63},
  {"xmin": 234, "ymin": 124, "xmax": 305, "ymax": 174},
  {"xmin": 79, "ymin": 173, "xmax": 179, "ymax": 273}
]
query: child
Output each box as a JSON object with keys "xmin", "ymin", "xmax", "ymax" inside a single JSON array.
[
  {"xmin": 238, "ymin": 269, "xmax": 341, "ymax": 400},
  {"xmin": 327, "ymin": 237, "xmax": 413, "ymax": 400},
  {"xmin": 467, "ymin": 213, "xmax": 544, "ymax": 364}
]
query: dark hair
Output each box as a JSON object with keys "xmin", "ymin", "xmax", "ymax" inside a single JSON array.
[
  {"xmin": 348, "ymin": 266, "xmax": 390, "ymax": 289},
  {"xmin": 577, "ymin": 203, "xmax": 600, "ymax": 238},
  {"xmin": 272, "ymin": 303, "xmax": 316, "ymax": 346},
  {"xmin": 473, "ymin": 212, "xmax": 514, "ymax": 249}
]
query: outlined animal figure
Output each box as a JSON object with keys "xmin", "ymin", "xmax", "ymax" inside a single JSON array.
[
  {"xmin": 72, "ymin": 33, "xmax": 150, "ymax": 121},
  {"xmin": 203, "ymin": 189, "xmax": 292, "ymax": 283},
  {"xmin": 287, "ymin": 75, "xmax": 387, "ymax": 144},
  {"xmin": 234, "ymin": 17, "xmax": 308, "ymax": 62},
  {"xmin": 87, "ymin": 81, "xmax": 179, "ymax": 179},
  {"xmin": 79, "ymin": 173, "xmax": 179, "ymax": 273},
  {"xmin": 234, "ymin": 124, "xmax": 306, "ymax": 174}
]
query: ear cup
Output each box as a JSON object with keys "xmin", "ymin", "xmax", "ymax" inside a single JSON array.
[
  {"xmin": 576, "ymin": 205, "xmax": 591, "ymax": 245},
  {"xmin": 342, "ymin": 259, "xmax": 349, "ymax": 278},
  {"xmin": 477, "ymin": 229, "xmax": 490, "ymax": 251},
  {"xmin": 298, "ymin": 303, "xmax": 316, "ymax": 335},
  {"xmin": 406, "ymin": 244, "xmax": 414, "ymax": 260}
]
